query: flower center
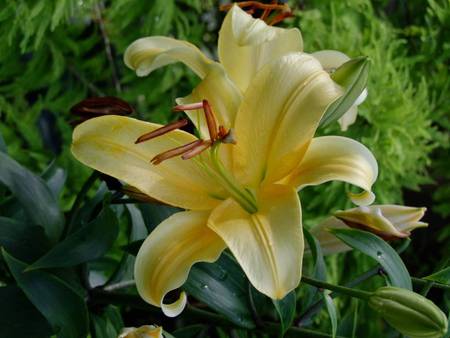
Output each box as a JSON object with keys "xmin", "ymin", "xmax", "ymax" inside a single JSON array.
[{"xmin": 135, "ymin": 100, "xmax": 258, "ymax": 214}]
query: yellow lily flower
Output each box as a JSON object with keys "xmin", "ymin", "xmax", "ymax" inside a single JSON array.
[
  {"xmin": 118, "ymin": 325, "xmax": 163, "ymax": 338},
  {"xmin": 71, "ymin": 4, "xmax": 378, "ymax": 317},
  {"xmin": 311, "ymin": 205, "xmax": 427, "ymax": 255},
  {"xmin": 312, "ymin": 50, "xmax": 368, "ymax": 131}
]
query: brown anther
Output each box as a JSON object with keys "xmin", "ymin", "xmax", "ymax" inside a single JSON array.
[
  {"xmin": 221, "ymin": 128, "xmax": 237, "ymax": 144},
  {"xmin": 172, "ymin": 102, "xmax": 204, "ymax": 112},
  {"xmin": 135, "ymin": 119, "xmax": 188, "ymax": 144},
  {"xmin": 151, "ymin": 140, "xmax": 203, "ymax": 165},
  {"xmin": 203, "ymin": 100, "xmax": 218, "ymax": 141},
  {"xmin": 181, "ymin": 140, "xmax": 213, "ymax": 160},
  {"xmin": 70, "ymin": 96, "xmax": 134, "ymax": 117},
  {"xmin": 220, "ymin": 1, "xmax": 293, "ymax": 26}
]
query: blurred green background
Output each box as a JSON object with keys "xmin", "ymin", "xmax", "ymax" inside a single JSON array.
[{"xmin": 0, "ymin": 0, "xmax": 449, "ymax": 336}]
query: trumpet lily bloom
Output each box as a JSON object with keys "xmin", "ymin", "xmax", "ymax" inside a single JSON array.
[
  {"xmin": 311, "ymin": 205, "xmax": 427, "ymax": 255},
  {"xmin": 118, "ymin": 325, "xmax": 163, "ymax": 338},
  {"xmin": 71, "ymin": 5, "xmax": 378, "ymax": 316},
  {"xmin": 312, "ymin": 50, "xmax": 368, "ymax": 131}
]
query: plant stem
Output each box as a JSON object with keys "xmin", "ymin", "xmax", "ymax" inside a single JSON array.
[
  {"xmin": 66, "ymin": 171, "xmax": 100, "ymax": 236},
  {"xmin": 103, "ymin": 279, "xmax": 135, "ymax": 292},
  {"xmin": 412, "ymin": 277, "xmax": 450, "ymax": 291},
  {"xmin": 90, "ymin": 289, "xmax": 346, "ymax": 338},
  {"xmin": 301, "ymin": 276, "xmax": 372, "ymax": 300}
]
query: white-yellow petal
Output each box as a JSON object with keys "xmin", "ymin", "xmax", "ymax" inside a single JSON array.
[
  {"xmin": 219, "ymin": 5, "xmax": 303, "ymax": 92},
  {"xmin": 124, "ymin": 36, "xmax": 213, "ymax": 78},
  {"xmin": 309, "ymin": 217, "xmax": 351, "ymax": 255},
  {"xmin": 71, "ymin": 115, "xmax": 222, "ymax": 210},
  {"xmin": 119, "ymin": 325, "xmax": 163, "ymax": 338},
  {"xmin": 232, "ymin": 53, "xmax": 341, "ymax": 189},
  {"xmin": 135, "ymin": 211, "xmax": 226, "ymax": 317},
  {"xmin": 208, "ymin": 184, "xmax": 303, "ymax": 299},
  {"xmin": 286, "ymin": 136, "xmax": 378, "ymax": 206}
]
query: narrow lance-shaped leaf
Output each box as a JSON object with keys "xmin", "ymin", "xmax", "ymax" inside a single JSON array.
[
  {"xmin": 323, "ymin": 292, "xmax": 338, "ymax": 338},
  {"xmin": 273, "ymin": 290, "xmax": 296, "ymax": 336},
  {"xmin": 424, "ymin": 266, "xmax": 450, "ymax": 285},
  {"xmin": 330, "ymin": 228, "xmax": 412, "ymax": 290},
  {"xmin": 28, "ymin": 204, "xmax": 119, "ymax": 270},
  {"xmin": 0, "ymin": 152, "xmax": 63, "ymax": 242},
  {"xmin": 183, "ymin": 252, "xmax": 255, "ymax": 329},
  {"xmin": 3, "ymin": 250, "xmax": 89, "ymax": 338},
  {"xmin": 319, "ymin": 56, "xmax": 370, "ymax": 127}
]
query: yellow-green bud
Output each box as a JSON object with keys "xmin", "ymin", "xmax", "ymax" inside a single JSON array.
[{"xmin": 369, "ymin": 287, "xmax": 448, "ymax": 338}]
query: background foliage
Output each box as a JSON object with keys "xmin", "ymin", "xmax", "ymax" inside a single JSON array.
[{"xmin": 0, "ymin": 0, "xmax": 449, "ymax": 337}]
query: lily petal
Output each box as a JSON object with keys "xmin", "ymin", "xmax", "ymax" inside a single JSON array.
[
  {"xmin": 219, "ymin": 5, "xmax": 303, "ymax": 92},
  {"xmin": 208, "ymin": 184, "xmax": 303, "ymax": 299},
  {"xmin": 233, "ymin": 53, "xmax": 341, "ymax": 189},
  {"xmin": 309, "ymin": 217, "xmax": 351, "ymax": 255},
  {"xmin": 124, "ymin": 36, "xmax": 213, "ymax": 78},
  {"xmin": 286, "ymin": 136, "xmax": 378, "ymax": 206},
  {"xmin": 71, "ymin": 115, "xmax": 222, "ymax": 210},
  {"xmin": 176, "ymin": 64, "xmax": 242, "ymax": 138},
  {"xmin": 135, "ymin": 211, "xmax": 226, "ymax": 317}
]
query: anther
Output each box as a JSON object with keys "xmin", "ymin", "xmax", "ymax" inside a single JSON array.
[
  {"xmin": 181, "ymin": 140, "xmax": 213, "ymax": 160},
  {"xmin": 151, "ymin": 140, "xmax": 203, "ymax": 165},
  {"xmin": 135, "ymin": 119, "xmax": 188, "ymax": 144},
  {"xmin": 173, "ymin": 102, "xmax": 204, "ymax": 112},
  {"xmin": 202, "ymin": 100, "xmax": 218, "ymax": 141}
]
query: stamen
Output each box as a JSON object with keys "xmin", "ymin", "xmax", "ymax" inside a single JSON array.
[
  {"xmin": 221, "ymin": 128, "xmax": 236, "ymax": 144},
  {"xmin": 172, "ymin": 102, "xmax": 204, "ymax": 112},
  {"xmin": 268, "ymin": 10, "xmax": 294, "ymax": 26},
  {"xmin": 151, "ymin": 140, "xmax": 203, "ymax": 165},
  {"xmin": 181, "ymin": 140, "xmax": 212, "ymax": 160},
  {"xmin": 220, "ymin": 1, "xmax": 287, "ymax": 12},
  {"xmin": 202, "ymin": 100, "xmax": 218, "ymax": 141},
  {"xmin": 135, "ymin": 119, "xmax": 188, "ymax": 144}
]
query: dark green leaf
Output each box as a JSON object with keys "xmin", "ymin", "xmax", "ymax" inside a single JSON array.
[
  {"xmin": 121, "ymin": 239, "xmax": 144, "ymax": 256},
  {"xmin": 0, "ymin": 130, "xmax": 6, "ymax": 153},
  {"xmin": 0, "ymin": 152, "xmax": 63, "ymax": 242},
  {"xmin": 91, "ymin": 306, "xmax": 123, "ymax": 338},
  {"xmin": 424, "ymin": 266, "xmax": 450, "ymax": 285},
  {"xmin": 319, "ymin": 57, "xmax": 370, "ymax": 127},
  {"xmin": 0, "ymin": 216, "xmax": 50, "ymax": 263},
  {"xmin": 29, "ymin": 205, "xmax": 119, "ymax": 270},
  {"xmin": 42, "ymin": 162, "xmax": 66, "ymax": 199},
  {"xmin": 184, "ymin": 252, "xmax": 255, "ymax": 329},
  {"xmin": 3, "ymin": 250, "xmax": 88, "ymax": 338},
  {"xmin": 138, "ymin": 203, "xmax": 181, "ymax": 232},
  {"xmin": 323, "ymin": 292, "xmax": 338, "ymax": 338},
  {"xmin": 273, "ymin": 291, "xmax": 296, "ymax": 336},
  {"xmin": 330, "ymin": 228, "xmax": 412, "ymax": 290},
  {"xmin": 172, "ymin": 325, "xmax": 208, "ymax": 338},
  {"xmin": 0, "ymin": 285, "xmax": 53, "ymax": 338}
]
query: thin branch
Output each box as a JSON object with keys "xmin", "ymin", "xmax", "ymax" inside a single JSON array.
[{"xmin": 94, "ymin": 1, "xmax": 122, "ymax": 94}]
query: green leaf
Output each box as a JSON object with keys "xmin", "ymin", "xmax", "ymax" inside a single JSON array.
[
  {"xmin": 172, "ymin": 325, "xmax": 208, "ymax": 338},
  {"xmin": 184, "ymin": 252, "xmax": 255, "ymax": 329},
  {"xmin": 138, "ymin": 203, "xmax": 181, "ymax": 232},
  {"xmin": 323, "ymin": 292, "xmax": 338, "ymax": 338},
  {"xmin": 0, "ymin": 285, "xmax": 53, "ymax": 338},
  {"xmin": 3, "ymin": 250, "xmax": 88, "ymax": 338},
  {"xmin": 41, "ymin": 162, "xmax": 66, "ymax": 199},
  {"xmin": 0, "ymin": 216, "xmax": 50, "ymax": 263},
  {"xmin": 0, "ymin": 130, "xmax": 6, "ymax": 153},
  {"xmin": 28, "ymin": 205, "xmax": 119, "ymax": 270},
  {"xmin": 319, "ymin": 56, "xmax": 370, "ymax": 127},
  {"xmin": 91, "ymin": 306, "xmax": 124, "ymax": 338},
  {"xmin": 0, "ymin": 152, "xmax": 63, "ymax": 242},
  {"xmin": 273, "ymin": 290, "xmax": 296, "ymax": 336},
  {"xmin": 424, "ymin": 266, "xmax": 450, "ymax": 285},
  {"xmin": 330, "ymin": 228, "xmax": 412, "ymax": 290}
]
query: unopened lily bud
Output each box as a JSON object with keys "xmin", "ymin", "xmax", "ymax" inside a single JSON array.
[
  {"xmin": 369, "ymin": 287, "xmax": 448, "ymax": 338},
  {"xmin": 71, "ymin": 96, "xmax": 133, "ymax": 125},
  {"xmin": 310, "ymin": 205, "xmax": 427, "ymax": 254},
  {"xmin": 118, "ymin": 325, "xmax": 163, "ymax": 338}
]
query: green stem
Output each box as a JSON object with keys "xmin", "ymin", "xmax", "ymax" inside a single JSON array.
[
  {"xmin": 301, "ymin": 276, "xmax": 372, "ymax": 300},
  {"xmin": 66, "ymin": 171, "xmax": 100, "ymax": 236},
  {"xmin": 413, "ymin": 277, "xmax": 450, "ymax": 291},
  {"xmin": 89, "ymin": 290, "xmax": 346, "ymax": 338}
]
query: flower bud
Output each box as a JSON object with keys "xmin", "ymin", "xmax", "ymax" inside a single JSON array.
[
  {"xmin": 309, "ymin": 204, "xmax": 427, "ymax": 255},
  {"xmin": 118, "ymin": 325, "xmax": 163, "ymax": 338},
  {"xmin": 369, "ymin": 287, "xmax": 448, "ymax": 338}
]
